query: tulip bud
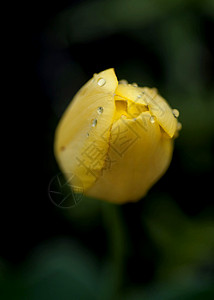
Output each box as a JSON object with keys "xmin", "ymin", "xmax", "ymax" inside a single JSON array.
[{"xmin": 54, "ymin": 69, "xmax": 181, "ymax": 203}]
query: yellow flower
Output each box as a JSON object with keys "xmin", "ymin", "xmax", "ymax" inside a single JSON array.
[{"xmin": 54, "ymin": 69, "xmax": 181, "ymax": 204}]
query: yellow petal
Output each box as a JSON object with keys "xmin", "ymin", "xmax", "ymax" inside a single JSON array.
[
  {"xmin": 114, "ymin": 93, "xmax": 147, "ymax": 121},
  {"xmin": 116, "ymin": 84, "xmax": 177, "ymax": 137},
  {"xmin": 142, "ymin": 88, "xmax": 177, "ymax": 137},
  {"xmin": 54, "ymin": 68, "xmax": 118, "ymax": 190},
  {"xmin": 116, "ymin": 83, "xmax": 148, "ymax": 106},
  {"xmin": 86, "ymin": 111, "xmax": 173, "ymax": 203}
]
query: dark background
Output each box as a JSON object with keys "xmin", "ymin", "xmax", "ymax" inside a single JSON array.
[{"xmin": 2, "ymin": 0, "xmax": 214, "ymax": 299}]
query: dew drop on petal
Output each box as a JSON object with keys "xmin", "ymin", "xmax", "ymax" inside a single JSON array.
[
  {"xmin": 150, "ymin": 116, "xmax": 156, "ymax": 124},
  {"xmin": 97, "ymin": 106, "xmax": 104, "ymax": 114},
  {"xmin": 91, "ymin": 119, "xmax": 97, "ymax": 127},
  {"xmin": 177, "ymin": 122, "xmax": 182, "ymax": 131},
  {"xmin": 132, "ymin": 82, "xmax": 138, "ymax": 87},
  {"xmin": 119, "ymin": 79, "xmax": 128, "ymax": 85},
  {"xmin": 97, "ymin": 78, "xmax": 106, "ymax": 87},
  {"xmin": 172, "ymin": 108, "xmax": 179, "ymax": 118}
]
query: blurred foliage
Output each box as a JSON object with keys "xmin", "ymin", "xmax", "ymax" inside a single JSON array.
[
  {"xmin": 1, "ymin": 0, "xmax": 214, "ymax": 299},
  {"xmin": 143, "ymin": 195, "xmax": 214, "ymax": 279},
  {"xmin": 1, "ymin": 196, "xmax": 214, "ymax": 299}
]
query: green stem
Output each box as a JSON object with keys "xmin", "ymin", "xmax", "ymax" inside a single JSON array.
[{"xmin": 102, "ymin": 202, "xmax": 127, "ymax": 298}]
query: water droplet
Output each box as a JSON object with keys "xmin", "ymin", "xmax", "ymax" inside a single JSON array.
[
  {"xmin": 172, "ymin": 109, "xmax": 179, "ymax": 118},
  {"xmin": 177, "ymin": 122, "xmax": 182, "ymax": 131},
  {"xmin": 91, "ymin": 119, "xmax": 97, "ymax": 127},
  {"xmin": 137, "ymin": 94, "xmax": 142, "ymax": 98},
  {"xmin": 119, "ymin": 79, "xmax": 128, "ymax": 85},
  {"xmin": 150, "ymin": 116, "xmax": 156, "ymax": 124},
  {"xmin": 97, "ymin": 78, "xmax": 106, "ymax": 87},
  {"xmin": 97, "ymin": 107, "xmax": 104, "ymax": 114},
  {"xmin": 132, "ymin": 82, "xmax": 138, "ymax": 87}
]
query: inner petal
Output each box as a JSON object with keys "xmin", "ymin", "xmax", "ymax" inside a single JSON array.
[{"xmin": 114, "ymin": 94, "xmax": 148, "ymax": 121}]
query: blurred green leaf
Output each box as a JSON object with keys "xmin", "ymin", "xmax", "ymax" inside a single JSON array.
[
  {"xmin": 22, "ymin": 240, "xmax": 100, "ymax": 300},
  {"xmin": 143, "ymin": 195, "xmax": 214, "ymax": 279},
  {"xmin": 0, "ymin": 240, "xmax": 116, "ymax": 300},
  {"xmin": 124, "ymin": 277, "xmax": 214, "ymax": 300}
]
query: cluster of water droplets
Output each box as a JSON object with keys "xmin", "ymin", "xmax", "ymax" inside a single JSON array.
[
  {"xmin": 90, "ymin": 76, "xmax": 182, "ymax": 133},
  {"xmin": 171, "ymin": 108, "xmax": 182, "ymax": 131},
  {"xmin": 91, "ymin": 106, "xmax": 103, "ymax": 128},
  {"xmin": 87, "ymin": 78, "xmax": 106, "ymax": 137}
]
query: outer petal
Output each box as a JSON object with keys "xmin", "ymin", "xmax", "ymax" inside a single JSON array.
[
  {"xmin": 86, "ymin": 112, "xmax": 173, "ymax": 203},
  {"xmin": 141, "ymin": 88, "xmax": 177, "ymax": 137},
  {"xmin": 54, "ymin": 68, "xmax": 118, "ymax": 191},
  {"xmin": 116, "ymin": 84, "xmax": 177, "ymax": 137}
]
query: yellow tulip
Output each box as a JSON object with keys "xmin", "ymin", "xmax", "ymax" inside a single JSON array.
[{"xmin": 54, "ymin": 69, "xmax": 181, "ymax": 204}]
